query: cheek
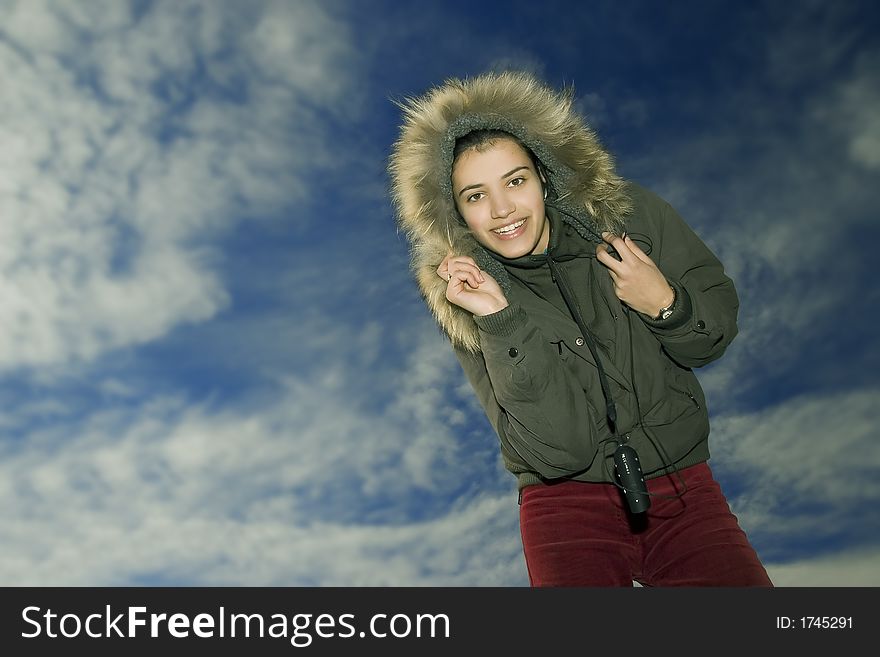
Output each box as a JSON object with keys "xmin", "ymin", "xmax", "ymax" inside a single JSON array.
[
  {"xmin": 458, "ymin": 207, "xmax": 485, "ymax": 233},
  {"xmin": 524, "ymin": 186, "xmax": 544, "ymax": 206},
  {"xmin": 464, "ymin": 218, "xmax": 483, "ymax": 236}
]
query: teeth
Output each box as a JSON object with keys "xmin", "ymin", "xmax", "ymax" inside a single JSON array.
[{"xmin": 493, "ymin": 219, "xmax": 525, "ymax": 234}]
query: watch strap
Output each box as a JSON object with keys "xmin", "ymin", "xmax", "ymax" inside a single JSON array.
[{"xmin": 653, "ymin": 285, "xmax": 676, "ymax": 321}]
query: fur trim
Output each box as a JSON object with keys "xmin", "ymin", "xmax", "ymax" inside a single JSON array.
[{"xmin": 388, "ymin": 70, "xmax": 632, "ymax": 353}]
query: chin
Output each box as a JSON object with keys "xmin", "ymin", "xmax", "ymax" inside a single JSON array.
[{"xmin": 489, "ymin": 239, "xmax": 535, "ymax": 259}]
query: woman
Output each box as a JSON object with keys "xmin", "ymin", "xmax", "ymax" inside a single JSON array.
[{"xmin": 388, "ymin": 70, "xmax": 772, "ymax": 587}]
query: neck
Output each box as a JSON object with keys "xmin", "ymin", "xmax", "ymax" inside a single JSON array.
[{"xmin": 530, "ymin": 216, "xmax": 551, "ymax": 255}]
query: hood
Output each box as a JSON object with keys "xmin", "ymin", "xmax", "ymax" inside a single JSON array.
[{"xmin": 388, "ymin": 69, "xmax": 632, "ymax": 353}]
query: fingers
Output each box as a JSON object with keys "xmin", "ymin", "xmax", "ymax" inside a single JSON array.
[
  {"xmin": 599, "ymin": 231, "xmax": 655, "ymax": 267},
  {"xmin": 450, "ymin": 261, "xmax": 485, "ymax": 289},
  {"xmin": 438, "ymin": 255, "xmax": 485, "ymax": 288},
  {"xmin": 623, "ymin": 234, "xmax": 653, "ymax": 264},
  {"xmin": 600, "ymin": 231, "xmax": 627, "ymax": 258},
  {"xmin": 597, "ymin": 244, "xmax": 622, "ymax": 263}
]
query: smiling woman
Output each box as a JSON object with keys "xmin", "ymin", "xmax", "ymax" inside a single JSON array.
[
  {"xmin": 388, "ymin": 69, "xmax": 772, "ymax": 587},
  {"xmin": 451, "ymin": 132, "xmax": 550, "ymax": 260}
]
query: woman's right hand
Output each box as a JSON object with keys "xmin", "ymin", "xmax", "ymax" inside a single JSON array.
[{"xmin": 438, "ymin": 254, "xmax": 509, "ymax": 316}]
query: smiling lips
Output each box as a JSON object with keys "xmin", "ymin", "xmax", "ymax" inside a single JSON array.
[{"xmin": 491, "ymin": 217, "xmax": 527, "ymax": 239}]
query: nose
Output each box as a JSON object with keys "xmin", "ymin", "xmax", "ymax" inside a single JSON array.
[{"xmin": 491, "ymin": 192, "xmax": 515, "ymax": 220}]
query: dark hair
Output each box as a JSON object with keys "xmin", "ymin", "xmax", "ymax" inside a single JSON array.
[{"xmin": 452, "ymin": 129, "xmax": 546, "ymax": 182}]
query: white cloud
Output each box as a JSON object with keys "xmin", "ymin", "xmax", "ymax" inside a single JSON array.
[
  {"xmin": 244, "ymin": 0, "xmax": 354, "ymax": 104},
  {"xmin": 1, "ymin": 0, "xmax": 81, "ymax": 53},
  {"xmin": 814, "ymin": 54, "xmax": 880, "ymax": 171},
  {"xmin": 765, "ymin": 547, "xmax": 880, "ymax": 586},
  {"xmin": 0, "ymin": 0, "xmax": 357, "ymax": 371},
  {"xmin": 0, "ymin": 321, "xmax": 521, "ymax": 586},
  {"xmin": 710, "ymin": 388, "xmax": 880, "ymax": 543}
]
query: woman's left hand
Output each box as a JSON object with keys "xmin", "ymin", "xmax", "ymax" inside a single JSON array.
[{"xmin": 596, "ymin": 232, "xmax": 674, "ymax": 318}]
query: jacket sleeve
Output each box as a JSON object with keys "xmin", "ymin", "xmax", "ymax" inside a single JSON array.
[
  {"xmin": 452, "ymin": 304, "xmax": 603, "ymax": 480},
  {"xmin": 634, "ymin": 191, "xmax": 740, "ymax": 369}
]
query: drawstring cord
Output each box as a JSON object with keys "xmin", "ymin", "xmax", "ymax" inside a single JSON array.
[{"xmin": 545, "ymin": 253, "xmax": 620, "ymax": 436}]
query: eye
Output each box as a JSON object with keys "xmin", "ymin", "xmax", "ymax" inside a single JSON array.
[
  {"xmin": 508, "ymin": 177, "xmax": 525, "ymax": 187},
  {"xmin": 466, "ymin": 192, "xmax": 484, "ymax": 203}
]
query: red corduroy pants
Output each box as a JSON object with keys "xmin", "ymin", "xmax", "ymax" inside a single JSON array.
[{"xmin": 519, "ymin": 462, "xmax": 773, "ymax": 587}]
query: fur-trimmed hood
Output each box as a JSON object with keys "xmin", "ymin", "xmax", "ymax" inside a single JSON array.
[{"xmin": 388, "ymin": 70, "xmax": 632, "ymax": 353}]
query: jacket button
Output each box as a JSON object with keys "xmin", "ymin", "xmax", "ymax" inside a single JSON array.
[
  {"xmin": 508, "ymin": 347, "xmax": 518, "ymax": 358},
  {"xmin": 696, "ymin": 320, "xmax": 706, "ymax": 330},
  {"xmin": 575, "ymin": 337, "xmax": 585, "ymax": 346}
]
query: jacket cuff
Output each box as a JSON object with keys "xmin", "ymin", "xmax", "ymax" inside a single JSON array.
[
  {"xmin": 639, "ymin": 279, "xmax": 692, "ymax": 330},
  {"xmin": 473, "ymin": 304, "xmax": 528, "ymax": 336}
]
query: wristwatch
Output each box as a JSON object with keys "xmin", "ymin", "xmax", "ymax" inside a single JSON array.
[{"xmin": 654, "ymin": 285, "xmax": 676, "ymax": 321}]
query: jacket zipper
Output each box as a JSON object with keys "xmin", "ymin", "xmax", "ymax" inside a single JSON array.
[
  {"xmin": 683, "ymin": 390, "xmax": 700, "ymax": 409},
  {"xmin": 668, "ymin": 383, "xmax": 700, "ymax": 410}
]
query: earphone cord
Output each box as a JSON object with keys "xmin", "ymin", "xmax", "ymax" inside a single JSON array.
[
  {"xmin": 545, "ymin": 255, "xmax": 619, "ymax": 433},
  {"xmin": 546, "ymin": 203, "xmax": 687, "ymax": 500},
  {"xmin": 547, "ymin": 252, "xmax": 656, "ymax": 497},
  {"xmin": 617, "ymin": 307, "xmax": 689, "ymax": 501},
  {"xmin": 543, "ymin": 203, "xmax": 690, "ymax": 500}
]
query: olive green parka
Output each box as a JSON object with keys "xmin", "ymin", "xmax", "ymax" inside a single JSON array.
[{"xmin": 388, "ymin": 70, "xmax": 739, "ymax": 491}]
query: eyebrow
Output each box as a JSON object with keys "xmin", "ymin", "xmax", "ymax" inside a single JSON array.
[{"xmin": 457, "ymin": 165, "xmax": 530, "ymax": 197}]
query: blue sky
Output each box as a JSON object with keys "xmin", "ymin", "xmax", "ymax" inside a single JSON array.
[{"xmin": 0, "ymin": 0, "xmax": 877, "ymax": 586}]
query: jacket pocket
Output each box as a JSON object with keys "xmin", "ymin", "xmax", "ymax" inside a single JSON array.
[
  {"xmin": 669, "ymin": 382, "xmax": 701, "ymax": 411},
  {"xmin": 642, "ymin": 380, "xmax": 702, "ymax": 428}
]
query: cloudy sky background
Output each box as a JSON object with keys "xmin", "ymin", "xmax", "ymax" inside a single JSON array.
[{"xmin": 0, "ymin": 0, "xmax": 877, "ymax": 586}]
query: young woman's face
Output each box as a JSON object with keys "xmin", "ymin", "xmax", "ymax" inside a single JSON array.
[{"xmin": 452, "ymin": 138, "xmax": 549, "ymax": 259}]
